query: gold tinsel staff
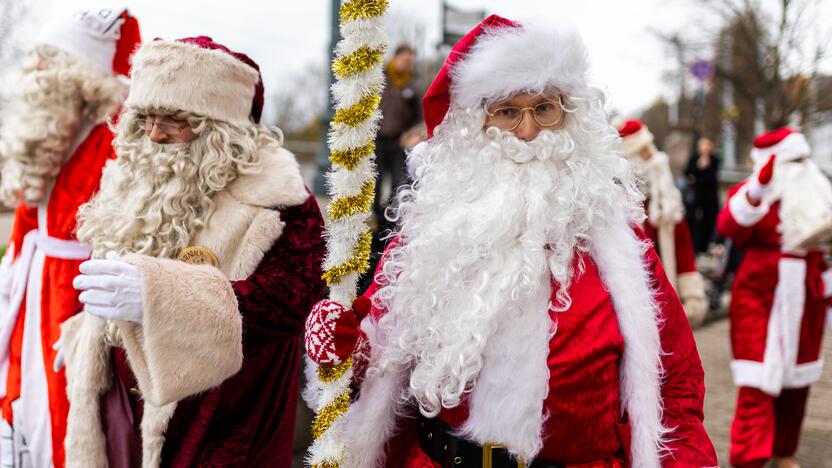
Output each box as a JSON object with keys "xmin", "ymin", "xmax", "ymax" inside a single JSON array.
[{"xmin": 305, "ymin": 0, "xmax": 388, "ymax": 466}]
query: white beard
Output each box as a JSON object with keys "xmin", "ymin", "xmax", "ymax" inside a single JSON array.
[
  {"xmin": 772, "ymin": 160, "xmax": 832, "ymax": 250},
  {"xmin": 371, "ymin": 105, "xmax": 640, "ymax": 424},
  {"xmin": 77, "ymin": 111, "xmax": 269, "ymax": 260},
  {"xmin": 627, "ymin": 151, "xmax": 684, "ymax": 227},
  {"xmin": 77, "ymin": 136, "xmax": 210, "ymax": 259},
  {"xmin": 342, "ymin": 96, "xmax": 656, "ymax": 466}
]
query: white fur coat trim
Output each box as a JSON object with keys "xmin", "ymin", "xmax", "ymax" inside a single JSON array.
[
  {"xmin": 226, "ymin": 146, "xmax": 309, "ymax": 209},
  {"xmin": 126, "ymin": 40, "xmax": 259, "ymax": 126},
  {"xmin": 342, "ymin": 216, "xmax": 667, "ymax": 467}
]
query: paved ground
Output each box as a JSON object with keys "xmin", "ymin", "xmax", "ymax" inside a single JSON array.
[{"xmin": 697, "ymin": 319, "xmax": 832, "ymax": 467}]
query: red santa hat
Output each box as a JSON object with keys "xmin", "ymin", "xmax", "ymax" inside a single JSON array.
[
  {"xmin": 37, "ymin": 4, "xmax": 141, "ymax": 77},
  {"xmin": 750, "ymin": 128, "xmax": 811, "ymax": 164},
  {"xmin": 423, "ymin": 14, "xmax": 590, "ymax": 138},
  {"xmin": 125, "ymin": 36, "xmax": 264, "ymax": 125},
  {"xmin": 617, "ymin": 120, "xmax": 655, "ymax": 157}
]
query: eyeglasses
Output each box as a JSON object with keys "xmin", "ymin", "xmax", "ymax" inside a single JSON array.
[
  {"xmin": 136, "ymin": 117, "xmax": 190, "ymax": 135},
  {"xmin": 485, "ymin": 96, "xmax": 566, "ymax": 131}
]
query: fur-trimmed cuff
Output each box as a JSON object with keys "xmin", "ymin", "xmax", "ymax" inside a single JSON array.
[
  {"xmin": 118, "ymin": 254, "xmax": 243, "ymax": 406},
  {"xmin": 728, "ymin": 185, "xmax": 770, "ymax": 227}
]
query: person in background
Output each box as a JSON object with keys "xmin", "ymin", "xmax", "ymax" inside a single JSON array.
[
  {"xmin": 618, "ymin": 120, "xmax": 708, "ymax": 327},
  {"xmin": 0, "ymin": 6, "xmax": 140, "ymax": 467},
  {"xmin": 686, "ymin": 136, "xmax": 721, "ymax": 254},
  {"xmin": 373, "ymin": 44, "xmax": 421, "ymax": 222}
]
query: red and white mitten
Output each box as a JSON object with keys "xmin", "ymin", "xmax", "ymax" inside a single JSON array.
[
  {"xmin": 747, "ymin": 154, "xmax": 776, "ymax": 202},
  {"xmin": 305, "ymin": 296, "xmax": 371, "ymax": 366}
]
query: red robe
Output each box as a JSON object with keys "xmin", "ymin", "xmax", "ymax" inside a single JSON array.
[
  {"xmin": 0, "ymin": 123, "xmax": 114, "ymax": 468},
  {"xmin": 717, "ymin": 182, "xmax": 827, "ymax": 394},
  {"xmin": 354, "ymin": 233, "xmax": 716, "ymax": 467},
  {"xmin": 161, "ymin": 194, "xmax": 325, "ymax": 466}
]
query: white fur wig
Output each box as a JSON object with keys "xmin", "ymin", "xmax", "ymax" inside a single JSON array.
[{"xmin": 126, "ymin": 40, "xmax": 259, "ymax": 126}]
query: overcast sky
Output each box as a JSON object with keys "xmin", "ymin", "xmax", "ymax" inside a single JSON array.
[{"xmin": 33, "ymin": 0, "xmax": 832, "ymax": 125}]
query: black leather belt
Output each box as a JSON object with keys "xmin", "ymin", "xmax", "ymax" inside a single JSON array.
[{"xmin": 417, "ymin": 417, "xmax": 565, "ymax": 468}]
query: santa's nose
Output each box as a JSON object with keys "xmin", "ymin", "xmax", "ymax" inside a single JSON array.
[
  {"xmin": 147, "ymin": 124, "xmax": 169, "ymax": 143},
  {"xmin": 514, "ymin": 113, "xmax": 542, "ymax": 141}
]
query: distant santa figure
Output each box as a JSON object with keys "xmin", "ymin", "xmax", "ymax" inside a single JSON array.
[
  {"xmin": 717, "ymin": 128, "xmax": 831, "ymax": 468},
  {"xmin": 618, "ymin": 120, "xmax": 707, "ymax": 326}
]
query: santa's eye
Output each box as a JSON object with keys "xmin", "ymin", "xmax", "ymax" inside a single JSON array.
[
  {"xmin": 535, "ymin": 103, "xmax": 556, "ymax": 113},
  {"xmin": 494, "ymin": 107, "xmax": 520, "ymax": 119}
]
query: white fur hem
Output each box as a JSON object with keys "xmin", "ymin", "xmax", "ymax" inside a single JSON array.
[{"xmin": 731, "ymin": 359, "xmax": 824, "ymax": 394}]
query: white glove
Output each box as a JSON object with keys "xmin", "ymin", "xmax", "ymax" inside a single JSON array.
[
  {"xmin": 73, "ymin": 251, "xmax": 144, "ymax": 324},
  {"xmin": 52, "ymin": 337, "xmax": 64, "ymax": 372}
]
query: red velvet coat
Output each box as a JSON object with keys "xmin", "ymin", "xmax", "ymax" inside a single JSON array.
[
  {"xmin": 359, "ymin": 235, "xmax": 716, "ymax": 467},
  {"xmin": 105, "ymin": 195, "xmax": 325, "ymax": 467}
]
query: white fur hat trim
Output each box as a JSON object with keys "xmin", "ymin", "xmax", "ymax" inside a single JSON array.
[{"xmin": 126, "ymin": 40, "xmax": 259, "ymax": 126}]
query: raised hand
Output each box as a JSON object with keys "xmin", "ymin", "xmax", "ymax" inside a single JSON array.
[{"xmin": 747, "ymin": 154, "xmax": 776, "ymax": 205}]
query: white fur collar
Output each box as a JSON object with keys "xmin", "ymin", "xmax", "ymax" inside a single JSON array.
[{"xmin": 226, "ymin": 145, "xmax": 308, "ymax": 208}]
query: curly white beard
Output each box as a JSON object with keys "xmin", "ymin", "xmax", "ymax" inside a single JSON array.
[
  {"xmin": 0, "ymin": 45, "xmax": 125, "ymax": 207},
  {"xmin": 76, "ymin": 111, "xmax": 268, "ymax": 259},
  {"xmin": 369, "ymin": 93, "xmax": 643, "ymax": 419}
]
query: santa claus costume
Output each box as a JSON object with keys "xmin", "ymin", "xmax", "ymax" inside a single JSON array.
[
  {"xmin": 717, "ymin": 128, "xmax": 830, "ymax": 468},
  {"xmin": 59, "ymin": 37, "xmax": 326, "ymax": 467},
  {"xmin": 617, "ymin": 120, "xmax": 707, "ymax": 326},
  {"xmin": 304, "ymin": 15, "xmax": 717, "ymax": 468},
  {"xmin": 0, "ymin": 6, "xmax": 140, "ymax": 467}
]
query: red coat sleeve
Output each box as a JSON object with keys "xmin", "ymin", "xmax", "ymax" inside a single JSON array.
[
  {"xmin": 716, "ymin": 181, "xmax": 774, "ymax": 248},
  {"xmin": 231, "ymin": 194, "xmax": 326, "ymax": 338},
  {"xmin": 644, "ymin": 242, "xmax": 718, "ymax": 466}
]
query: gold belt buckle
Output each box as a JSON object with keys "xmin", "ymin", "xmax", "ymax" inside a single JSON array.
[{"xmin": 482, "ymin": 443, "xmax": 525, "ymax": 468}]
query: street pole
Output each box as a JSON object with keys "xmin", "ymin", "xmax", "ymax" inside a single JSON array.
[
  {"xmin": 313, "ymin": 0, "xmax": 341, "ymax": 195},
  {"xmin": 720, "ymin": 33, "xmax": 737, "ymax": 169}
]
